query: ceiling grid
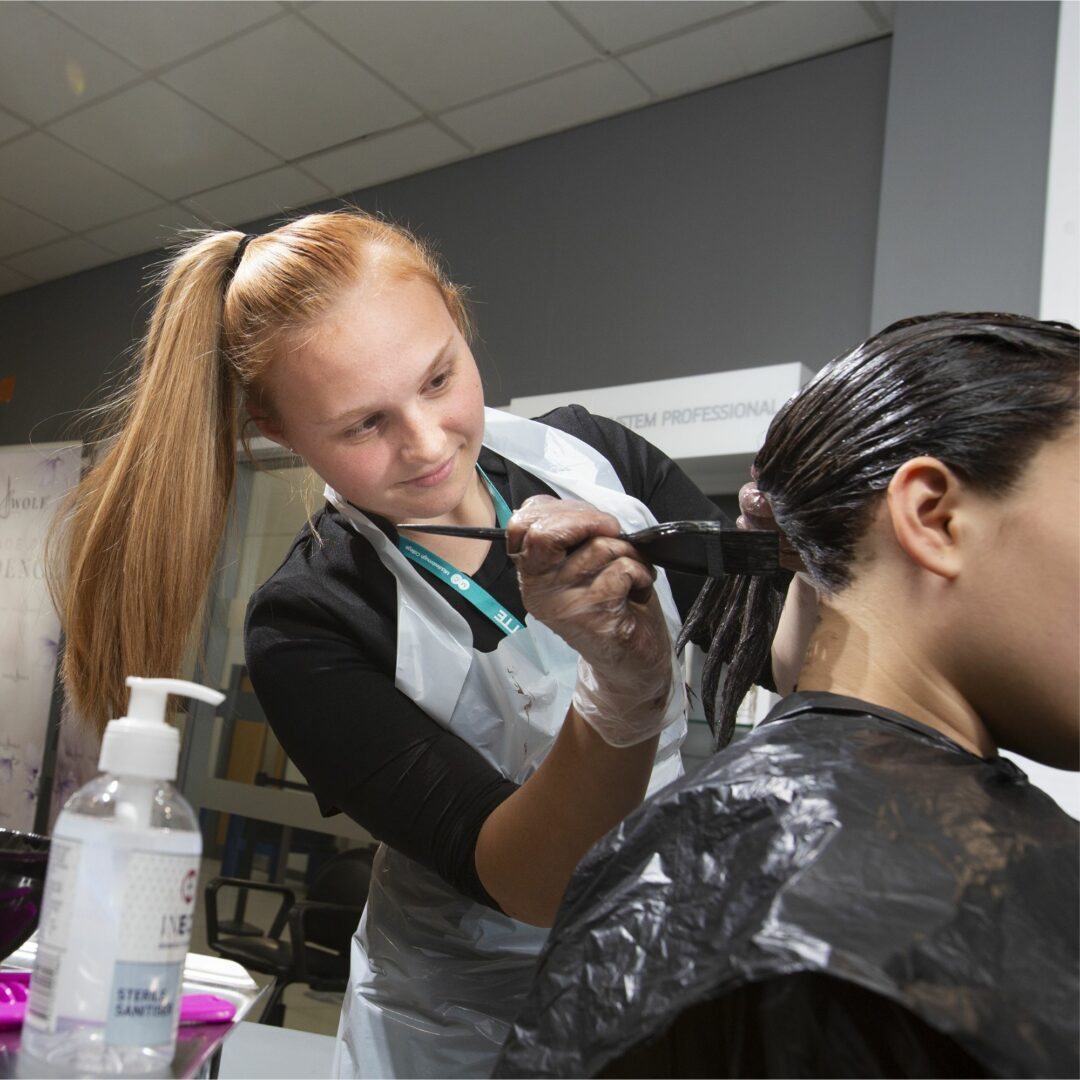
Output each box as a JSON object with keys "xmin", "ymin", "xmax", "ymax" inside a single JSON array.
[{"xmin": 0, "ymin": 0, "xmax": 893, "ymax": 294}]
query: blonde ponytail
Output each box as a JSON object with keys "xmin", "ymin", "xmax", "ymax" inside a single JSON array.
[
  {"xmin": 48, "ymin": 233, "xmax": 243, "ymax": 732},
  {"xmin": 48, "ymin": 210, "xmax": 471, "ymax": 733}
]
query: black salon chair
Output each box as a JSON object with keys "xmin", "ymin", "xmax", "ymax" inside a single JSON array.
[{"xmin": 204, "ymin": 846, "xmax": 375, "ymax": 1025}]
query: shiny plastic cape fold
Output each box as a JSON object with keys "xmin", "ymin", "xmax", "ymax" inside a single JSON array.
[{"xmin": 495, "ymin": 693, "xmax": 1079, "ymax": 1079}]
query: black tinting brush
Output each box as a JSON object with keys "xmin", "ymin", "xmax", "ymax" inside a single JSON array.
[{"xmin": 396, "ymin": 520, "xmax": 780, "ymax": 578}]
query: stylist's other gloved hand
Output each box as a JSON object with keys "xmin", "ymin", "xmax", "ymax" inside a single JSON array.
[
  {"xmin": 738, "ymin": 473, "xmax": 806, "ymax": 574},
  {"xmin": 507, "ymin": 496, "xmax": 683, "ymax": 748}
]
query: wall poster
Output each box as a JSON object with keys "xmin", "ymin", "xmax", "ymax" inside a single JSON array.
[{"xmin": 0, "ymin": 442, "xmax": 94, "ymax": 833}]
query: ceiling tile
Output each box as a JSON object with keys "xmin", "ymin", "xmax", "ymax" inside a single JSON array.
[
  {"xmin": 441, "ymin": 60, "xmax": 650, "ymax": 153},
  {"xmin": 865, "ymin": 2, "xmax": 896, "ymax": 29},
  {"xmin": 48, "ymin": 82, "xmax": 280, "ymax": 200},
  {"xmin": 6, "ymin": 236, "xmax": 115, "ymax": 281},
  {"xmin": 0, "ymin": 109, "xmax": 28, "ymax": 146},
  {"xmin": 161, "ymin": 17, "xmax": 418, "ymax": 160},
  {"xmin": 622, "ymin": 1, "xmax": 882, "ymax": 98},
  {"xmin": 302, "ymin": 123, "xmax": 466, "ymax": 196},
  {"xmin": 304, "ymin": 1, "xmax": 600, "ymax": 112},
  {"xmin": 0, "ymin": 263, "xmax": 35, "ymax": 295},
  {"xmin": 0, "ymin": 199, "xmax": 68, "ymax": 258},
  {"xmin": 0, "ymin": 3, "xmax": 140, "ymax": 124},
  {"xmin": 720, "ymin": 2, "xmax": 883, "ymax": 73},
  {"xmin": 0, "ymin": 133, "xmax": 161, "ymax": 230},
  {"xmin": 84, "ymin": 206, "xmax": 209, "ymax": 258},
  {"xmin": 562, "ymin": 1, "xmax": 752, "ymax": 52},
  {"xmin": 620, "ymin": 18, "xmax": 749, "ymax": 97},
  {"xmin": 44, "ymin": 1, "xmax": 283, "ymax": 71},
  {"xmin": 181, "ymin": 166, "xmax": 331, "ymax": 227}
]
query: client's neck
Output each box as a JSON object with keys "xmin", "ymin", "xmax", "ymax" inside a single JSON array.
[{"xmin": 796, "ymin": 602, "xmax": 997, "ymax": 759}]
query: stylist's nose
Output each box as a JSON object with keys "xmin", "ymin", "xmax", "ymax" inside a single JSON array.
[{"xmin": 399, "ymin": 404, "xmax": 443, "ymax": 464}]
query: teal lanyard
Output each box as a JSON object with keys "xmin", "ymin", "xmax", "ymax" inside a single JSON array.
[{"xmin": 397, "ymin": 467, "xmax": 524, "ymax": 636}]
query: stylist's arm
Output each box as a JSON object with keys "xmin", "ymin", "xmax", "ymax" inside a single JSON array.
[{"xmin": 474, "ymin": 496, "xmax": 681, "ymax": 926}]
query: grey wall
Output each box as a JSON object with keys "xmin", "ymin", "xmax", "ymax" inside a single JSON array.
[
  {"xmin": 369, "ymin": 37, "xmax": 890, "ymax": 404},
  {"xmin": 1, "ymin": 38, "xmax": 890, "ymax": 446},
  {"xmin": 871, "ymin": 2, "xmax": 1058, "ymax": 329}
]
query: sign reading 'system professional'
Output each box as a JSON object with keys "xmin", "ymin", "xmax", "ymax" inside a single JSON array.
[{"xmin": 506, "ymin": 363, "xmax": 812, "ymax": 462}]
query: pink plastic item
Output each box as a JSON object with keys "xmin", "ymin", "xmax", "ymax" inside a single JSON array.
[
  {"xmin": 178, "ymin": 993, "xmax": 236, "ymax": 1025},
  {"xmin": 0, "ymin": 972, "xmax": 235, "ymax": 1030},
  {"xmin": 0, "ymin": 972, "xmax": 29, "ymax": 1030}
]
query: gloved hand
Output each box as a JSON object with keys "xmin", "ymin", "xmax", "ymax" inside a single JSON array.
[
  {"xmin": 507, "ymin": 496, "xmax": 683, "ymax": 748},
  {"xmin": 738, "ymin": 474, "xmax": 807, "ymax": 574}
]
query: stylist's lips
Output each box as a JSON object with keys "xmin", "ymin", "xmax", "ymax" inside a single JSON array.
[{"xmin": 404, "ymin": 455, "xmax": 455, "ymax": 488}]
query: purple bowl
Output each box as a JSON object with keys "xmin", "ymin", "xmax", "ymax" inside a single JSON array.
[{"xmin": 0, "ymin": 829, "xmax": 49, "ymax": 963}]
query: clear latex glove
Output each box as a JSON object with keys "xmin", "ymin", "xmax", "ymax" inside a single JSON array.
[
  {"xmin": 572, "ymin": 649, "xmax": 683, "ymax": 747},
  {"xmin": 508, "ymin": 495, "xmax": 681, "ymax": 747},
  {"xmin": 737, "ymin": 475, "xmax": 807, "ymax": 574}
]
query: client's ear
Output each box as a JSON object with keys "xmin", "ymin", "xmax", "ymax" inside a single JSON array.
[{"xmin": 886, "ymin": 457, "xmax": 964, "ymax": 580}]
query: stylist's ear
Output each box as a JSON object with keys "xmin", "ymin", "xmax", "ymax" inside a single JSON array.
[
  {"xmin": 246, "ymin": 401, "xmax": 292, "ymax": 451},
  {"xmin": 886, "ymin": 457, "xmax": 964, "ymax": 580}
]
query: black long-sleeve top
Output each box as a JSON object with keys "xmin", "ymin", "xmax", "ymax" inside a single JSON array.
[{"xmin": 244, "ymin": 406, "xmax": 726, "ymax": 908}]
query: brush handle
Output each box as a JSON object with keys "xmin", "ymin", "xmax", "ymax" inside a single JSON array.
[
  {"xmin": 397, "ymin": 521, "xmax": 780, "ymax": 576},
  {"xmin": 398, "ymin": 524, "xmax": 507, "ymax": 540}
]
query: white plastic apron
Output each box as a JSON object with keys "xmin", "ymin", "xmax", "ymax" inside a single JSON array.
[{"xmin": 326, "ymin": 409, "xmax": 688, "ymax": 1079}]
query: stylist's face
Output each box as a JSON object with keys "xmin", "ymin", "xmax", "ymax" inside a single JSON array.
[{"xmin": 260, "ymin": 274, "xmax": 485, "ymax": 524}]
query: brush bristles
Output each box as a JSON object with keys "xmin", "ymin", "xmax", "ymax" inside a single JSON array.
[{"xmin": 710, "ymin": 531, "xmax": 780, "ymax": 575}]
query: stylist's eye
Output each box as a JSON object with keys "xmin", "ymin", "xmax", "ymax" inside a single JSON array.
[
  {"xmin": 345, "ymin": 413, "xmax": 383, "ymax": 439},
  {"xmin": 428, "ymin": 366, "xmax": 453, "ymax": 392}
]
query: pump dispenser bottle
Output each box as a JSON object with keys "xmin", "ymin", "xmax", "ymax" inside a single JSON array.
[{"xmin": 21, "ymin": 678, "xmax": 224, "ymax": 1076}]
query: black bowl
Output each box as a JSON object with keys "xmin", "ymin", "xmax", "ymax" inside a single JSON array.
[{"xmin": 0, "ymin": 828, "xmax": 50, "ymax": 963}]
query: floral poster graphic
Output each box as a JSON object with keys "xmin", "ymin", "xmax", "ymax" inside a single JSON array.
[{"xmin": 0, "ymin": 442, "xmax": 83, "ymax": 832}]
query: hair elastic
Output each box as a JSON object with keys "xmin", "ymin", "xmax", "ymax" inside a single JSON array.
[{"xmin": 224, "ymin": 233, "xmax": 257, "ymax": 285}]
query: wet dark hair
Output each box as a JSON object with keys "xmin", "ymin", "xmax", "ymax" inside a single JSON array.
[{"xmin": 680, "ymin": 312, "xmax": 1079, "ymax": 748}]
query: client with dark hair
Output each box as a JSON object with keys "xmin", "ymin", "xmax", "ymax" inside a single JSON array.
[{"xmin": 495, "ymin": 313, "xmax": 1079, "ymax": 1079}]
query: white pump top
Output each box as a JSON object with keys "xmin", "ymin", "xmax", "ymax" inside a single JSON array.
[{"xmin": 98, "ymin": 676, "xmax": 226, "ymax": 781}]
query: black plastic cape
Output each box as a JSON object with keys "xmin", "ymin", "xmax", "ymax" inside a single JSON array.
[{"xmin": 495, "ymin": 693, "xmax": 1079, "ymax": 1078}]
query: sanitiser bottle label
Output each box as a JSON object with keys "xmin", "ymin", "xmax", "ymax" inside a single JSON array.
[
  {"xmin": 26, "ymin": 838, "xmax": 199, "ymax": 1046},
  {"xmin": 25, "ymin": 838, "xmax": 81, "ymax": 1032},
  {"xmin": 104, "ymin": 849, "xmax": 199, "ymax": 1045}
]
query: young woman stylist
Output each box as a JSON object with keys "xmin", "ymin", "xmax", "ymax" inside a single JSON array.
[{"xmin": 49, "ymin": 211, "xmax": 799, "ymax": 1078}]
